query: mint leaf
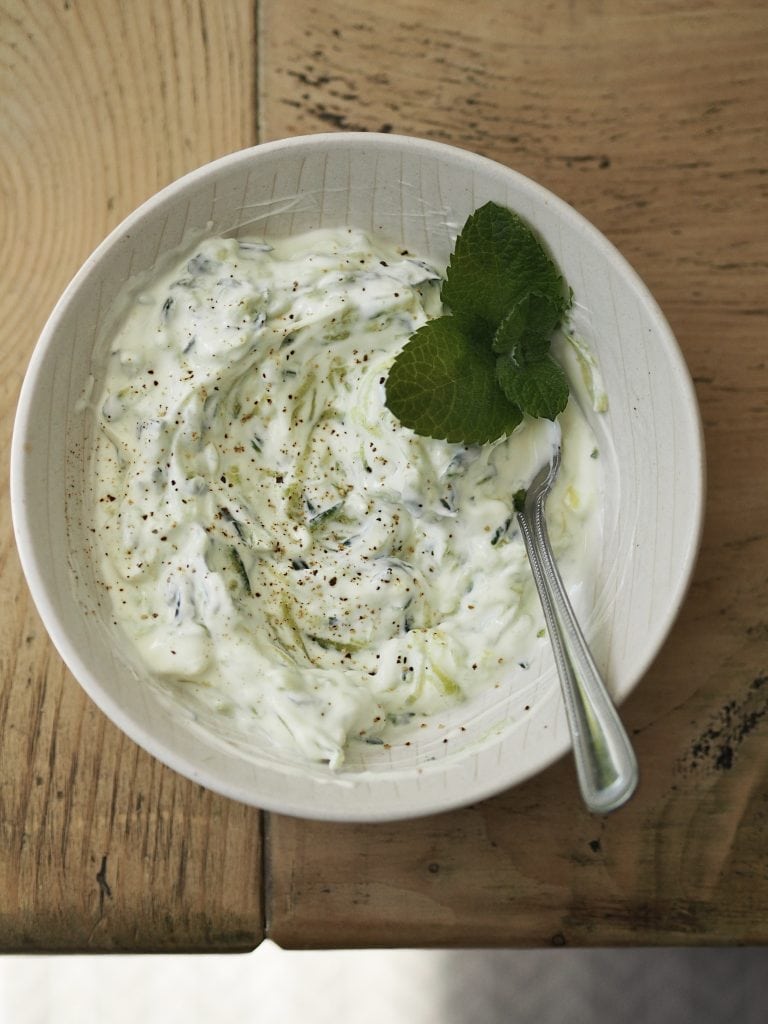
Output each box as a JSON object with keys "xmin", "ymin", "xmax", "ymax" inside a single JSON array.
[
  {"xmin": 386, "ymin": 317, "xmax": 523, "ymax": 444},
  {"xmin": 442, "ymin": 202, "xmax": 567, "ymax": 339},
  {"xmin": 492, "ymin": 291, "xmax": 563, "ymax": 361},
  {"xmin": 496, "ymin": 354, "xmax": 569, "ymax": 420}
]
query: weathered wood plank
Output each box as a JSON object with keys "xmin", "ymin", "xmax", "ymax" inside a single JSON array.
[
  {"xmin": 260, "ymin": 0, "xmax": 768, "ymax": 947},
  {"xmin": 3, "ymin": 0, "xmax": 766, "ymax": 951},
  {"xmin": 0, "ymin": 0, "xmax": 262, "ymax": 951}
]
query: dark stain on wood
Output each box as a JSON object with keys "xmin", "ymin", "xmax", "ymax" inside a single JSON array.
[
  {"xmin": 96, "ymin": 854, "xmax": 112, "ymax": 915},
  {"xmin": 685, "ymin": 676, "xmax": 768, "ymax": 773}
]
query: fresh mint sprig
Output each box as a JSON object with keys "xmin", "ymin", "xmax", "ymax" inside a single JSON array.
[{"xmin": 385, "ymin": 202, "xmax": 571, "ymax": 445}]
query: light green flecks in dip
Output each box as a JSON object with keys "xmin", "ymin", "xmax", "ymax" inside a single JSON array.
[{"xmin": 93, "ymin": 229, "xmax": 601, "ymax": 768}]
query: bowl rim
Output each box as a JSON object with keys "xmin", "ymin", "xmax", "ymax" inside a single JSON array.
[{"xmin": 10, "ymin": 131, "xmax": 706, "ymax": 820}]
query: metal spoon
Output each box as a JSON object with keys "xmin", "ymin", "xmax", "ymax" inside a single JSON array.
[{"xmin": 517, "ymin": 438, "xmax": 639, "ymax": 814}]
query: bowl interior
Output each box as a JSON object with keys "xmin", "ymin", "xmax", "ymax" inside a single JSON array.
[{"xmin": 12, "ymin": 134, "xmax": 704, "ymax": 820}]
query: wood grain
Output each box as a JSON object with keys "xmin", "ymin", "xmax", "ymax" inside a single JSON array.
[
  {"xmin": 0, "ymin": 0, "xmax": 261, "ymax": 951},
  {"xmin": 260, "ymin": 0, "xmax": 768, "ymax": 947},
  {"xmin": 2, "ymin": 0, "xmax": 767, "ymax": 951}
]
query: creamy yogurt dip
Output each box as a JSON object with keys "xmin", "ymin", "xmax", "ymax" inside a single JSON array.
[{"xmin": 93, "ymin": 228, "xmax": 601, "ymax": 768}]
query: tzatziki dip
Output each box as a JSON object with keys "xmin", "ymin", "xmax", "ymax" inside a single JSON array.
[{"xmin": 93, "ymin": 228, "xmax": 601, "ymax": 768}]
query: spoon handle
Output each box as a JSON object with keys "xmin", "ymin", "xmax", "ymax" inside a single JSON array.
[{"xmin": 518, "ymin": 506, "xmax": 639, "ymax": 815}]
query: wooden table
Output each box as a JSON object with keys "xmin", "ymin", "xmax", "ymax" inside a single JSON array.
[{"xmin": 1, "ymin": 0, "xmax": 766, "ymax": 951}]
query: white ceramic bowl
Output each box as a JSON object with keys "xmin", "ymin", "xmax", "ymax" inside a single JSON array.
[{"xmin": 11, "ymin": 133, "xmax": 704, "ymax": 821}]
